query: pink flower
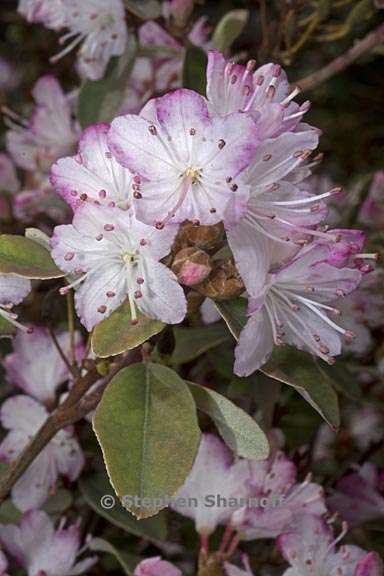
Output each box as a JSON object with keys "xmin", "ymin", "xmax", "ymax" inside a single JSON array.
[
  {"xmin": 51, "ymin": 204, "xmax": 186, "ymax": 330},
  {"xmin": 321, "ymin": 229, "xmax": 366, "ymax": 269},
  {"xmin": 17, "ymin": 0, "xmax": 66, "ymax": 29},
  {"xmin": 0, "ymin": 551, "xmax": 8, "ymax": 576},
  {"xmin": 6, "ymin": 76, "xmax": 79, "ymax": 172},
  {"xmin": 0, "ymin": 395, "xmax": 84, "ymax": 511},
  {"xmin": 0, "ymin": 274, "xmax": 31, "ymax": 333},
  {"xmin": 359, "ymin": 171, "xmax": 384, "ymax": 230},
  {"xmin": 231, "ymin": 451, "xmax": 326, "ymax": 540},
  {"xmin": 171, "ymin": 433, "xmax": 250, "ymax": 535},
  {"xmin": 50, "ymin": 0, "xmax": 127, "ymax": 80},
  {"xmin": 234, "ymin": 242, "xmax": 362, "ymax": 376},
  {"xmin": 108, "ymin": 88, "xmax": 259, "ymax": 228},
  {"xmin": 328, "ymin": 463, "xmax": 384, "ymax": 527},
  {"xmin": 277, "ymin": 514, "xmax": 383, "ymax": 576},
  {"xmin": 163, "ymin": 0, "xmax": 195, "ymax": 26},
  {"xmin": 206, "ymin": 51, "xmax": 310, "ymax": 138},
  {"xmin": 134, "ymin": 557, "xmax": 182, "ymax": 576},
  {"xmin": 4, "ymin": 327, "xmax": 84, "ymax": 404},
  {"xmin": 0, "ymin": 509, "xmax": 96, "ymax": 576},
  {"xmin": 50, "ymin": 123, "xmax": 133, "ymax": 211},
  {"xmin": 0, "ymin": 154, "xmax": 20, "ymax": 193}
]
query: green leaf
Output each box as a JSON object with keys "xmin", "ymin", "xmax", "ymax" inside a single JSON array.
[
  {"xmin": 261, "ymin": 348, "xmax": 340, "ymax": 430},
  {"xmin": 42, "ymin": 488, "xmax": 73, "ymax": 514},
  {"xmin": 215, "ymin": 298, "xmax": 247, "ymax": 339},
  {"xmin": 187, "ymin": 382, "xmax": 269, "ymax": 460},
  {"xmin": 89, "ymin": 538, "xmax": 139, "ymax": 575},
  {"xmin": 0, "ymin": 498, "xmax": 22, "ymax": 524},
  {"xmin": 212, "ymin": 10, "xmax": 249, "ymax": 52},
  {"xmin": 182, "ymin": 46, "xmax": 208, "ymax": 95},
  {"xmin": 78, "ymin": 37, "xmax": 137, "ymax": 129},
  {"xmin": 320, "ymin": 361, "xmax": 363, "ymax": 401},
  {"xmin": 0, "ymin": 316, "xmax": 16, "ymax": 338},
  {"xmin": 215, "ymin": 298, "xmax": 340, "ymax": 429},
  {"xmin": 93, "ymin": 363, "xmax": 201, "ymax": 518},
  {"xmin": 25, "ymin": 228, "xmax": 51, "ymax": 250},
  {"xmin": 171, "ymin": 324, "xmax": 230, "ymax": 365},
  {"xmin": 0, "ymin": 235, "xmax": 63, "ymax": 279},
  {"xmin": 92, "ymin": 299, "xmax": 164, "ymax": 358},
  {"xmin": 79, "ymin": 471, "xmax": 167, "ymax": 539},
  {"xmin": 124, "ymin": 0, "xmax": 162, "ymax": 19}
]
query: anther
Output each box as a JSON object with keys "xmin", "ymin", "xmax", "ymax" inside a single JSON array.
[
  {"xmin": 218, "ymin": 139, "xmax": 226, "ymax": 149},
  {"xmin": 64, "ymin": 252, "xmax": 75, "ymax": 261},
  {"xmin": 148, "ymin": 125, "xmax": 157, "ymax": 135},
  {"xmin": 104, "ymin": 224, "xmax": 114, "ymax": 231},
  {"xmin": 99, "ymin": 189, "xmax": 107, "ymax": 199},
  {"xmin": 98, "ymin": 305, "xmax": 107, "ymax": 314}
]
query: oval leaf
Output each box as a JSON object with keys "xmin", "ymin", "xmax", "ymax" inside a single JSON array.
[
  {"xmin": 187, "ymin": 381, "xmax": 269, "ymax": 460},
  {"xmin": 124, "ymin": 0, "xmax": 162, "ymax": 19},
  {"xmin": 0, "ymin": 316, "xmax": 17, "ymax": 338},
  {"xmin": 89, "ymin": 538, "xmax": 139, "ymax": 575},
  {"xmin": 78, "ymin": 36, "xmax": 137, "ymax": 129},
  {"xmin": 212, "ymin": 9, "xmax": 249, "ymax": 52},
  {"xmin": 93, "ymin": 363, "xmax": 201, "ymax": 518},
  {"xmin": 261, "ymin": 348, "xmax": 340, "ymax": 430},
  {"xmin": 215, "ymin": 298, "xmax": 247, "ymax": 339},
  {"xmin": 79, "ymin": 471, "xmax": 167, "ymax": 539},
  {"xmin": 0, "ymin": 235, "xmax": 63, "ymax": 279},
  {"xmin": 182, "ymin": 45, "xmax": 208, "ymax": 95},
  {"xmin": 92, "ymin": 299, "xmax": 164, "ymax": 358}
]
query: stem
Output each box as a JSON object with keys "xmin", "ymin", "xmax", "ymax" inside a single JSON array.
[
  {"xmin": 0, "ymin": 354, "xmax": 132, "ymax": 505},
  {"xmin": 48, "ymin": 327, "xmax": 78, "ymax": 379},
  {"xmin": 297, "ymin": 23, "xmax": 384, "ymax": 92},
  {"xmin": 66, "ymin": 291, "xmax": 78, "ymax": 372}
]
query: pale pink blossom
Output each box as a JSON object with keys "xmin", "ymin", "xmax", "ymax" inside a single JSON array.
[
  {"xmin": 0, "ymin": 395, "xmax": 84, "ymax": 511},
  {"xmin": 5, "ymin": 76, "xmax": 79, "ymax": 172},
  {"xmin": 51, "ymin": 0, "xmax": 127, "ymax": 80},
  {"xmin": 17, "ymin": 0, "xmax": 66, "ymax": 30},
  {"xmin": 277, "ymin": 514, "xmax": 383, "ymax": 576},
  {"xmin": 134, "ymin": 556, "xmax": 182, "ymax": 576},
  {"xmin": 206, "ymin": 51, "xmax": 310, "ymax": 138},
  {"xmin": 359, "ymin": 171, "xmax": 384, "ymax": 229},
  {"xmin": 12, "ymin": 184, "xmax": 69, "ymax": 224},
  {"xmin": 231, "ymin": 451, "xmax": 326, "ymax": 540},
  {"xmin": 0, "ymin": 510, "xmax": 96, "ymax": 576},
  {"xmin": 50, "ymin": 123, "xmax": 133, "ymax": 211},
  {"xmin": 0, "ymin": 551, "xmax": 8, "ymax": 576},
  {"xmin": 171, "ymin": 433, "xmax": 250, "ymax": 535},
  {"xmin": 108, "ymin": 88, "xmax": 259, "ymax": 228},
  {"xmin": 234, "ymin": 242, "xmax": 362, "ymax": 376},
  {"xmin": 328, "ymin": 463, "xmax": 384, "ymax": 527},
  {"xmin": 0, "ymin": 274, "xmax": 31, "ymax": 333},
  {"xmin": 4, "ymin": 327, "xmax": 84, "ymax": 404},
  {"xmin": 51, "ymin": 204, "xmax": 186, "ymax": 330}
]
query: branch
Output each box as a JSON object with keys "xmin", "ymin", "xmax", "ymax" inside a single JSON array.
[
  {"xmin": 297, "ymin": 23, "xmax": 384, "ymax": 92},
  {"xmin": 0, "ymin": 354, "xmax": 132, "ymax": 504}
]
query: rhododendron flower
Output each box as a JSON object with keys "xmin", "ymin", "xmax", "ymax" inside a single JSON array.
[
  {"xmin": 50, "ymin": 123, "xmax": 133, "ymax": 211},
  {"xmin": 134, "ymin": 557, "xmax": 182, "ymax": 576},
  {"xmin": 0, "ymin": 154, "xmax": 20, "ymax": 193},
  {"xmin": 4, "ymin": 327, "xmax": 84, "ymax": 404},
  {"xmin": 0, "ymin": 273, "xmax": 31, "ymax": 332},
  {"xmin": 206, "ymin": 51, "xmax": 310, "ymax": 139},
  {"xmin": 51, "ymin": 204, "xmax": 186, "ymax": 330},
  {"xmin": 50, "ymin": 0, "xmax": 127, "ymax": 80},
  {"xmin": 359, "ymin": 171, "xmax": 384, "ymax": 229},
  {"xmin": 0, "ymin": 395, "xmax": 84, "ymax": 511},
  {"xmin": 231, "ymin": 450, "xmax": 326, "ymax": 540},
  {"xmin": 0, "ymin": 552, "xmax": 8, "ymax": 576},
  {"xmin": 277, "ymin": 514, "xmax": 383, "ymax": 576},
  {"xmin": 172, "ymin": 433, "xmax": 249, "ymax": 535},
  {"xmin": 328, "ymin": 463, "xmax": 384, "ymax": 527},
  {"xmin": 108, "ymin": 89, "xmax": 259, "ymax": 228},
  {"xmin": 18, "ymin": 0, "xmax": 66, "ymax": 30},
  {"xmin": 5, "ymin": 76, "xmax": 79, "ymax": 172},
  {"xmin": 0, "ymin": 510, "xmax": 96, "ymax": 576},
  {"xmin": 234, "ymin": 243, "xmax": 362, "ymax": 376}
]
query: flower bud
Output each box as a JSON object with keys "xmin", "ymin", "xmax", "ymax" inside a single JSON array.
[
  {"xmin": 174, "ymin": 221, "xmax": 224, "ymax": 252},
  {"xmin": 172, "ymin": 247, "xmax": 212, "ymax": 286},
  {"xmin": 196, "ymin": 260, "xmax": 244, "ymax": 300}
]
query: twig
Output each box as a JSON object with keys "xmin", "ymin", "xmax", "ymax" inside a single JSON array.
[
  {"xmin": 0, "ymin": 354, "xmax": 132, "ymax": 504},
  {"xmin": 48, "ymin": 326, "xmax": 78, "ymax": 379},
  {"xmin": 66, "ymin": 291, "xmax": 78, "ymax": 373},
  {"xmin": 297, "ymin": 22, "xmax": 384, "ymax": 92}
]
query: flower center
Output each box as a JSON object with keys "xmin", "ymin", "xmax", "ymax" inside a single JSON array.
[
  {"xmin": 184, "ymin": 166, "xmax": 201, "ymax": 184},
  {"xmin": 122, "ymin": 252, "xmax": 137, "ymax": 265}
]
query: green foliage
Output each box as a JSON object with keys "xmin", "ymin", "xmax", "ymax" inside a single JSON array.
[
  {"xmin": 212, "ymin": 9, "xmax": 249, "ymax": 52},
  {"xmin": 187, "ymin": 381, "xmax": 269, "ymax": 460},
  {"xmin": 0, "ymin": 235, "xmax": 63, "ymax": 279},
  {"xmin": 182, "ymin": 46, "xmax": 208, "ymax": 95},
  {"xmin": 93, "ymin": 363, "xmax": 201, "ymax": 518},
  {"xmin": 123, "ymin": 0, "xmax": 162, "ymax": 19},
  {"xmin": 171, "ymin": 324, "xmax": 230, "ymax": 365},
  {"xmin": 92, "ymin": 299, "xmax": 164, "ymax": 358}
]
